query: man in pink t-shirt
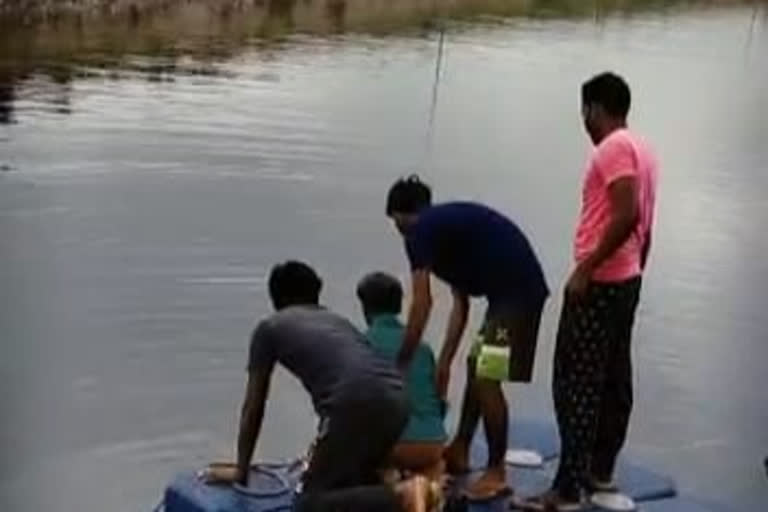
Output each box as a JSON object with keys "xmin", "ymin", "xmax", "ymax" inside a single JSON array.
[{"xmin": 521, "ymin": 72, "xmax": 658, "ymax": 511}]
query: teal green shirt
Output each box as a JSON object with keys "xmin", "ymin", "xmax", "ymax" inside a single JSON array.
[{"xmin": 365, "ymin": 315, "xmax": 447, "ymax": 443}]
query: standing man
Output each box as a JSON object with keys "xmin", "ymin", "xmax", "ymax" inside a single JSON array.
[
  {"xmin": 523, "ymin": 72, "xmax": 659, "ymax": 511},
  {"xmin": 386, "ymin": 178, "xmax": 549, "ymax": 500},
  {"xmin": 208, "ymin": 261, "xmax": 438, "ymax": 512}
]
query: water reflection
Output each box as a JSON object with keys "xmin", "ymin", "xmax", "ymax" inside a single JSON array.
[
  {"xmin": 325, "ymin": 0, "xmax": 347, "ymax": 33},
  {"xmin": 0, "ymin": 81, "xmax": 14, "ymax": 125}
]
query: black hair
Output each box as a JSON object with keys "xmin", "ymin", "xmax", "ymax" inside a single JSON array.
[
  {"xmin": 582, "ymin": 72, "xmax": 631, "ymax": 118},
  {"xmin": 268, "ymin": 261, "xmax": 322, "ymax": 310},
  {"xmin": 385, "ymin": 175, "xmax": 432, "ymax": 216},
  {"xmin": 356, "ymin": 272, "xmax": 403, "ymax": 316}
]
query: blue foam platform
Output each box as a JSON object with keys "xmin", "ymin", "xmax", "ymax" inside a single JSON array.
[
  {"xmin": 165, "ymin": 465, "xmax": 299, "ymax": 512},
  {"xmin": 165, "ymin": 460, "xmax": 678, "ymax": 512},
  {"xmin": 469, "ymin": 418, "xmax": 560, "ymax": 468},
  {"xmin": 613, "ymin": 458, "xmax": 677, "ymax": 502},
  {"xmin": 502, "ymin": 457, "xmax": 676, "ymax": 511},
  {"xmin": 163, "ymin": 420, "xmax": 678, "ymax": 512}
]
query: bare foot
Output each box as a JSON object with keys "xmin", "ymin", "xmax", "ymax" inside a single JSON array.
[
  {"xmin": 398, "ymin": 476, "xmax": 429, "ymax": 512},
  {"xmin": 397, "ymin": 476, "xmax": 443, "ymax": 512},
  {"xmin": 443, "ymin": 440, "xmax": 470, "ymax": 475},
  {"xmin": 463, "ymin": 467, "xmax": 511, "ymax": 501}
]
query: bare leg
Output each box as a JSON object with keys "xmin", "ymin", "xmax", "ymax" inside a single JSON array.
[
  {"xmin": 464, "ymin": 378, "xmax": 509, "ymax": 499},
  {"xmin": 444, "ymin": 357, "xmax": 480, "ymax": 474},
  {"xmin": 396, "ymin": 476, "xmax": 442, "ymax": 512}
]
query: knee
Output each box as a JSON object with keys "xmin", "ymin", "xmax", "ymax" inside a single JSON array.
[{"xmin": 473, "ymin": 378, "xmax": 503, "ymax": 403}]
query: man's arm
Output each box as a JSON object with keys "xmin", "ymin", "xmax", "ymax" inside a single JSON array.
[
  {"xmin": 235, "ymin": 364, "xmax": 273, "ymax": 484},
  {"xmin": 435, "ymin": 288, "xmax": 469, "ymax": 398},
  {"xmin": 568, "ymin": 176, "xmax": 639, "ymax": 296},
  {"xmin": 397, "ymin": 269, "xmax": 432, "ymax": 369}
]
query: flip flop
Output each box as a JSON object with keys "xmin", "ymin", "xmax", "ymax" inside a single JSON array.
[
  {"xmin": 590, "ymin": 492, "xmax": 636, "ymax": 511},
  {"xmin": 462, "ymin": 478, "xmax": 513, "ymax": 502},
  {"xmin": 505, "ymin": 449, "xmax": 544, "ymax": 468}
]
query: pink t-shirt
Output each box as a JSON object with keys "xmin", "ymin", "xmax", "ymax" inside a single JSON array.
[{"xmin": 574, "ymin": 128, "xmax": 658, "ymax": 282}]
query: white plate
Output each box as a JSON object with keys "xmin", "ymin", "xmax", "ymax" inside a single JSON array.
[
  {"xmin": 590, "ymin": 491, "xmax": 636, "ymax": 511},
  {"xmin": 504, "ymin": 448, "xmax": 544, "ymax": 468}
]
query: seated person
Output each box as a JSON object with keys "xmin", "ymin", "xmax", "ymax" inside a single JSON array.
[
  {"xmin": 208, "ymin": 261, "xmax": 440, "ymax": 512},
  {"xmin": 357, "ymin": 272, "xmax": 447, "ymax": 481}
]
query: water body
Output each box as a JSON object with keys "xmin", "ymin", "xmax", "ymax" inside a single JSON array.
[{"xmin": 1, "ymin": 3, "xmax": 767, "ymax": 511}]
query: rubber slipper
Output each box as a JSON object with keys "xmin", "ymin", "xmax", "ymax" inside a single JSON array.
[
  {"xmin": 590, "ymin": 491, "xmax": 636, "ymax": 511},
  {"xmin": 505, "ymin": 449, "xmax": 544, "ymax": 468},
  {"xmin": 463, "ymin": 483, "xmax": 513, "ymax": 502}
]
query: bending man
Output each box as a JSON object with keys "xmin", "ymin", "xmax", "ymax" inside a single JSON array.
[
  {"xmin": 386, "ymin": 178, "xmax": 549, "ymax": 499},
  {"xmin": 213, "ymin": 261, "xmax": 438, "ymax": 512}
]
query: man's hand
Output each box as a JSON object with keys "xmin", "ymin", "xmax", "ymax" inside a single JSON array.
[
  {"xmin": 566, "ymin": 261, "xmax": 593, "ymax": 300},
  {"xmin": 435, "ymin": 360, "xmax": 451, "ymax": 400},
  {"xmin": 202, "ymin": 463, "xmax": 246, "ymax": 485}
]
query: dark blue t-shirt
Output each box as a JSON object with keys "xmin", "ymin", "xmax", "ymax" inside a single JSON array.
[{"xmin": 406, "ymin": 202, "xmax": 549, "ymax": 305}]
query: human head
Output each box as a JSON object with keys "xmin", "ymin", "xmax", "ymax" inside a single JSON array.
[
  {"xmin": 581, "ymin": 72, "xmax": 631, "ymax": 144},
  {"xmin": 385, "ymin": 175, "xmax": 432, "ymax": 235},
  {"xmin": 268, "ymin": 260, "xmax": 322, "ymax": 310},
  {"xmin": 356, "ymin": 272, "xmax": 403, "ymax": 325}
]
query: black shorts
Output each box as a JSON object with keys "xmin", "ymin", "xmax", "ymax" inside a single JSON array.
[
  {"xmin": 470, "ymin": 299, "xmax": 545, "ymax": 383},
  {"xmin": 301, "ymin": 390, "xmax": 408, "ymax": 493}
]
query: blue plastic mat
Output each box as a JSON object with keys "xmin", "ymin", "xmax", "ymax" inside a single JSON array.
[
  {"xmin": 164, "ymin": 465, "xmax": 299, "ymax": 512},
  {"xmin": 478, "ymin": 458, "xmax": 676, "ymax": 511},
  {"xmin": 162, "ymin": 419, "xmax": 678, "ymax": 512},
  {"xmin": 505, "ymin": 457, "xmax": 676, "ymax": 507},
  {"xmin": 612, "ymin": 459, "xmax": 676, "ymax": 502},
  {"xmin": 165, "ymin": 460, "xmax": 677, "ymax": 512}
]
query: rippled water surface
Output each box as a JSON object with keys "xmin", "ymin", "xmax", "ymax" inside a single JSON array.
[{"xmin": 1, "ymin": 4, "xmax": 767, "ymax": 511}]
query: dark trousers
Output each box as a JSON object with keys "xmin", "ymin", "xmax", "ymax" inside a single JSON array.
[
  {"xmin": 551, "ymin": 277, "xmax": 642, "ymax": 499},
  {"xmin": 295, "ymin": 391, "xmax": 409, "ymax": 512}
]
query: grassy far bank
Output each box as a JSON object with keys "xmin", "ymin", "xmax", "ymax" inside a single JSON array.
[
  {"xmin": 0, "ymin": 0, "xmax": 764, "ymax": 126},
  {"xmin": 1, "ymin": 0, "xmax": 763, "ymax": 60}
]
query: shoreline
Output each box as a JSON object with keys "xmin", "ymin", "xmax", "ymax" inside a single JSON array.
[{"xmin": 0, "ymin": 0, "xmax": 763, "ymax": 83}]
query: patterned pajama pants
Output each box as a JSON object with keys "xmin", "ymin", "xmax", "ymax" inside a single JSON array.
[{"xmin": 551, "ymin": 277, "xmax": 642, "ymax": 500}]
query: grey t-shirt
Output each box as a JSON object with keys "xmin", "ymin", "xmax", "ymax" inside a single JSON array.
[{"xmin": 248, "ymin": 305, "xmax": 403, "ymax": 416}]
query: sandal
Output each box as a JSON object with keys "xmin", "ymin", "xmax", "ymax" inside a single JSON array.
[{"xmin": 462, "ymin": 471, "xmax": 512, "ymax": 502}]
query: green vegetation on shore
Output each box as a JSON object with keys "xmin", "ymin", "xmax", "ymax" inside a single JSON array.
[{"xmin": 0, "ymin": 0, "xmax": 763, "ymax": 89}]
